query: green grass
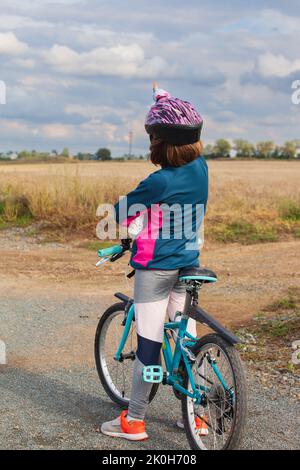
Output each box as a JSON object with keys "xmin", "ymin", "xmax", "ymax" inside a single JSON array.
[
  {"xmin": 287, "ymin": 362, "xmax": 296, "ymax": 373},
  {"xmin": 264, "ymin": 289, "xmax": 299, "ymax": 312},
  {"xmin": 0, "ymin": 192, "xmax": 33, "ymax": 229},
  {"xmin": 15, "ymin": 215, "xmax": 34, "ymax": 227},
  {"xmin": 253, "ymin": 288, "xmax": 300, "ymax": 338},
  {"xmin": 208, "ymin": 220, "xmax": 279, "ymax": 244},
  {"xmin": 80, "ymin": 240, "xmax": 116, "ymax": 251},
  {"xmin": 0, "ymin": 200, "xmax": 5, "ymax": 215},
  {"xmin": 236, "ymin": 289, "xmax": 300, "ymax": 372},
  {"xmin": 266, "ymin": 297, "xmax": 297, "ymax": 311},
  {"xmin": 258, "ymin": 317, "xmax": 300, "ymax": 338},
  {"xmin": 0, "ymin": 214, "xmax": 34, "ymax": 229},
  {"xmin": 280, "ymin": 199, "xmax": 300, "ymax": 221},
  {"xmin": 0, "ymin": 194, "xmax": 33, "ymax": 222},
  {"xmin": 0, "ymin": 219, "xmax": 9, "ymax": 230}
]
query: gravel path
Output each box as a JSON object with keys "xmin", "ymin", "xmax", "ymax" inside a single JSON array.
[{"xmin": 1, "ymin": 295, "xmax": 299, "ymax": 450}]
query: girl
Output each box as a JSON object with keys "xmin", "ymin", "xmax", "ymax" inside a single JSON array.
[{"xmin": 101, "ymin": 85, "xmax": 208, "ymax": 441}]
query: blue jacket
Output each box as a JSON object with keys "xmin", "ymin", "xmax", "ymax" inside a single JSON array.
[{"xmin": 114, "ymin": 156, "xmax": 208, "ymax": 270}]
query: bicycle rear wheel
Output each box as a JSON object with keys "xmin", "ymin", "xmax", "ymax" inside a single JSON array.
[
  {"xmin": 95, "ymin": 302, "xmax": 159, "ymax": 408},
  {"xmin": 181, "ymin": 333, "xmax": 247, "ymax": 450}
]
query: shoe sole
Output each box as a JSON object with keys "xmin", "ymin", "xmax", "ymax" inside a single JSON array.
[
  {"xmin": 101, "ymin": 429, "xmax": 149, "ymax": 441},
  {"xmin": 176, "ymin": 420, "xmax": 209, "ymax": 436},
  {"xmin": 198, "ymin": 429, "xmax": 209, "ymax": 436}
]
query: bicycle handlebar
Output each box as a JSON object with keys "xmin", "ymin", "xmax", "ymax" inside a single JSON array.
[
  {"xmin": 97, "ymin": 245, "xmax": 123, "ymax": 258},
  {"xmin": 97, "ymin": 239, "xmax": 132, "ymax": 266}
]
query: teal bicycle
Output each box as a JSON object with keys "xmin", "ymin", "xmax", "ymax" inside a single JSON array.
[{"xmin": 94, "ymin": 239, "xmax": 247, "ymax": 450}]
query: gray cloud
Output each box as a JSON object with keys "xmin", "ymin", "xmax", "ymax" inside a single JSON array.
[{"xmin": 0, "ymin": 1, "xmax": 299, "ymax": 154}]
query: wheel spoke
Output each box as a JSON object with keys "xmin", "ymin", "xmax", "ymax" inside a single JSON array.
[
  {"xmin": 184, "ymin": 340, "xmax": 242, "ymax": 450},
  {"xmin": 98, "ymin": 309, "xmax": 137, "ymax": 403}
]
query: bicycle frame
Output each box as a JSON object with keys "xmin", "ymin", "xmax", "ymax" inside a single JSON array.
[{"xmin": 114, "ymin": 301, "xmax": 230, "ymax": 403}]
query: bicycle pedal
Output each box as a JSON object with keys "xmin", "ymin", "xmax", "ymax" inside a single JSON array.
[{"xmin": 142, "ymin": 365, "xmax": 163, "ymax": 383}]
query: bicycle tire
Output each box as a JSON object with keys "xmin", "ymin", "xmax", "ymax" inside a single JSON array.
[
  {"xmin": 181, "ymin": 333, "xmax": 247, "ymax": 450},
  {"xmin": 95, "ymin": 302, "xmax": 160, "ymax": 409}
]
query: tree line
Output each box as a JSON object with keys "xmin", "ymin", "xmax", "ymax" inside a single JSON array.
[
  {"xmin": 203, "ymin": 139, "xmax": 300, "ymax": 159},
  {"xmin": 1, "ymin": 140, "xmax": 300, "ymax": 162},
  {"xmin": 0, "ymin": 147, "xmax": 145, "ymax": 161}
]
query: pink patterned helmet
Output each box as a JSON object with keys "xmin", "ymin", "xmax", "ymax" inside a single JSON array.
[{"xmin": 145, "ymin": 86, "xmax": 203, "ymax": 146}]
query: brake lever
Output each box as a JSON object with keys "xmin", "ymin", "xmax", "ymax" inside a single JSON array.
[
  {"xmin": 110, "ymin": 252, "xmax": 124, "ymax": 262},
  {"xmin": 95, "ymin": 257, "xmax": 111, "ymax": 267},
  {"xmin": 110, "ymin": 238, "xmax": 132, "ymax": 263}
]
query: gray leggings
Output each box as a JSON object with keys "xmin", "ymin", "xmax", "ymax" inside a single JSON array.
[{"xmin": 128, "ymin": 269, "xmax": 196, "ymax": 420}]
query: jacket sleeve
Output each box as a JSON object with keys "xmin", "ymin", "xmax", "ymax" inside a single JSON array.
[{"xmin": 114, "ymin": 170, "xmax": 167, "ymax": 225}]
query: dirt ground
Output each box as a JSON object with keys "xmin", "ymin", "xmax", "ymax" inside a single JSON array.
[
  {"xmin": 1, "ymin": 228, "xmax": 300, "ymax": 373},
  {"xmin": 1, "ymin": 227, "xmax": 299, "ymax": 326}
]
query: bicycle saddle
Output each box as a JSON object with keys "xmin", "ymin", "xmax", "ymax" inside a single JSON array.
[{"xmin": 179, "ymin": 266, "xmax": 217, "ymax": 283}]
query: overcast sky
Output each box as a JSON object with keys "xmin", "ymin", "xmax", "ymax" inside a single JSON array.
[{"xmin": 0, "ymin": 0, "xmax": 299, "ymax": 156}]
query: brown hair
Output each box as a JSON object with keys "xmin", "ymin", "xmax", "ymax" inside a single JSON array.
[{"xmin": 149, "ymin": 136, "xmax": 203, "ymax": 167}]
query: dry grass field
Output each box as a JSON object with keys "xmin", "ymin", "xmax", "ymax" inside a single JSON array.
[{"xmin": 0, "ymin": 159, "xmax": 299, "ymax": 243}]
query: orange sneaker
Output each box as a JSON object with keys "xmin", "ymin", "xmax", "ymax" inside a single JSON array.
[
  {"xmin": 177, "ymin": 415, "xmax": 209, "ymax": 436},
  {"xmin": 195, "ymin": 415, "xmax": 209, "ymax": 436},
  {"xmin": 101, "ymin": 410, "xmax": 149, "ymax": 441}
]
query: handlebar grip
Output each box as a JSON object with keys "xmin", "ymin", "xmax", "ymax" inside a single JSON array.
[{"xmin": 98, "ymin": 245, "xmax": 123, "ymax": 258}]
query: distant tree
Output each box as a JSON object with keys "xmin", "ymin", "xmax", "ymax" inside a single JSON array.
[
  {"xmin": 40, "ymin": 152, "xmax": 49, "ymax": 158},
  {"xmin": 202, "ymin": 144, "xmax": 214, "ymax": 158},
  {"xmin": 291, "ymin": 140, "xmax": 300, "ymax": 158},
  {"xmin": 256, "ymin": 141, "xmax": 275, "ymax": 159},
  {"xmin": 61, "ymin": 147, "xmax": 70, "ymax": 158},
  {"xmin": 213, "ymin": 139, "xmax": 231, "ymax": 158},
  {"xmin": 122, "ymin": 153, "xmax": 135, "ymax": 160},
  {"xmin": 18, "ymin": 150, "xmax": 31, "ymax": 159},
  {"xmin": 75, "ymin": 152, "xmax": 92, "ymax": 160},
  {"xmin": 271, "ymin": 146, "xmax": 281, "ymax": 159},
  {"xmin": 280, "ymin": 141, "xmax": 297, "ymax": 159},
  {"xmin": 291, "ymin": 139, "xmax": 300, "ymax": 148},
  {"xmin": 234, "ymin": 139, "xmax": 255, "ymax": 158},
  {"xmin": 95, "ymin": 148, "xmax": 112, "ymax": 161}
]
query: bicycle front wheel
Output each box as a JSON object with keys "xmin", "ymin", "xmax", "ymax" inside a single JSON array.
[
  {"xmin": 181, "ymin": 333, "xmax": 247, "ymax": 450},
  {"xmin": 95, "ymin": 302, "xmax": 160, "ymax": 409}
]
